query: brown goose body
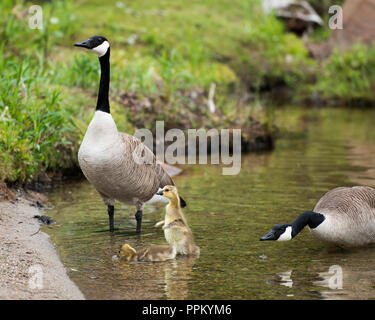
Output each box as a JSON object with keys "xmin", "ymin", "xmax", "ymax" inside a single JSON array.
[
  {"xmin": 78, "ymin": 111, "xmax": 174, "ymax": 217},
  {"xmin": 310, "ymin": 186, "xmax": 375, "ymax": 246},
  {"xmin": 78, "ymin": 111, "xmax": 173, "ymax": 208}
]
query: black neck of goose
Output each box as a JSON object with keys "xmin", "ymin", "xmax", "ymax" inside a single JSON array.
[
  {"xmin": 96, "ymin": 48, "xmax": 110, "ymax": 113},
  {"xmin": 291, "ymin": 211, "xmax": 325, "ymax": 238}
]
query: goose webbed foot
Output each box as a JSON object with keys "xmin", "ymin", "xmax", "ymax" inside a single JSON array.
[
  {"xmin": 108, "ymin": 205, "xmax": 114, "ymax": 232},
  {"xmin": 135, "ymin": 210, "xmax": 142, "ymax": 234}
]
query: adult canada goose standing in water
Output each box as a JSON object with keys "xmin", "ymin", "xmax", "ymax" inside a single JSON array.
[
  {"xmin": 74, "ymin": 36, "xmax": 185, "ymax": 233},
  {"xmin": 260, "ymin": 186, "xmax": 375, "ymax": 247}
]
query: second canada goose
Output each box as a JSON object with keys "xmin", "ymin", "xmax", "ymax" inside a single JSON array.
[
  {"xmin": 156, "ymin": 186, "xmax": 200, "ymax": 256},
  {"xmin": 260, "ymin": 186, "xmax": 375, "ymax": 247},
  {"xmin": 74, "ymin": 36, "xmax": 185, "ymax": 233}
]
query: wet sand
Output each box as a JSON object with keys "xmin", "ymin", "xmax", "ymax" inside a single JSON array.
[{"xmin": 0, "ymin": 197, "xmax": 84, "ymax": 299}]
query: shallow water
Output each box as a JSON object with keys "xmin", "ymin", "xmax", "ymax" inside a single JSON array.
[{"xmin": 45, "ymin": 106, "xmax": 375, "ymax": 299}]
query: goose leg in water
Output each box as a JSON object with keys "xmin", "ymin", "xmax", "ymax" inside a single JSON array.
[
  {"xmin": 108, "ymin": 205, "xmax": 114, "ymax": 232},
  {"xmin": 135, "ymin": 210, "xmax": 142, "ymax": 234}
]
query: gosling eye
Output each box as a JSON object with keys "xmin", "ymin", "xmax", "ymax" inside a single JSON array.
[{"xmin": 165, "ymin": 189, "xmax": 169, "ymax": 192}]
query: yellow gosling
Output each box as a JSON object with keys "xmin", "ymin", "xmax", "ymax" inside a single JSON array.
[
  {"xmin": 118, "ymin": 243, "xmax": 176, "ymax": 262},
  {"xmin": 156, "ymin": 186, "xmax": 200, "ymax": 256}
]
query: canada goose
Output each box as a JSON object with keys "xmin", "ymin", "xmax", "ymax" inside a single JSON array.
[
  {"xmin": 156, "ymin": 186, "xmax": 200, "ymax": 256},
  {"xmin": 74, "ymin": 36, "xmax": 185, "ymax": 233},
  {"xmin": 260, "ymin": 186, "xmax": 375, "ymax": 247},
  {"xmin": 116, "ymin": 243, "xmax": 176, "ymax": 262}
]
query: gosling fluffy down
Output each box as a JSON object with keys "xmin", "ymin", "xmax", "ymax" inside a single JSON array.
[
  {"xmin": 157, "ymin": 185, "xmax": 200, "ymax": 256},
  {"xmin": 118, "ymin": 243, "xmax": 177, "ymax": 262}
]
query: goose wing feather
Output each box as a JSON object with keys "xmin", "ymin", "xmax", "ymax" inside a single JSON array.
[
  {"xmin": 314, "ymin": 186, "xmax": 375, "ymax": 222},
  {"xmin": 120, "ymin": 132, "xmax": 174, "ymax": 189}
]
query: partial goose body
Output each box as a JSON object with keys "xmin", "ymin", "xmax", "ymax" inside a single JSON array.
[
  {"xmin": 78, "ymin": 111, "xmax": 172, "ymax": 207},
  {"xmin": 310, "ymin": 186, "xmax": 375, "ymax": 246},
  {"xmin": 261, "ymin": 186, "xmax": 375, "ymax": 247},
  {"xmin": 74, "ymin": 36, "xmax": 176, "ymax": 233}
]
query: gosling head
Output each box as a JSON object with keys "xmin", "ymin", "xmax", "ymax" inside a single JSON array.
[
  {"xmin": 156, "ymin": 185, "xmax": 187, "ymax": 208},
  {"xmin": 119, "ymin": 244, "xmax": 137, "ymax": 261},
  {"xmin": 74, "ymin": 35, "xmax": 110, "ymax": 57},
  {"xmin": 260, "ymin": 223, "xmax": 293, "ymax": 241},
  {"xmin": 157, "ymin": 185, "xmax": 178, "ymax": 200}
]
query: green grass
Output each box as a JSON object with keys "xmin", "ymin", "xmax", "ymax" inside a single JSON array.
[
  {"xmin": 301, "ymin": 45, "xmax": 375, "ymax": 104},
  {"xmin": 0, "ymin": 0, "xmax": 83, "ymax": 183},
  {"xmin": 0, "ymin": 51, "xmax": 79, "ymax": 182},
  {"xmin": 73, "ymin": 0, "xmax": 312, "ymax": 91}
]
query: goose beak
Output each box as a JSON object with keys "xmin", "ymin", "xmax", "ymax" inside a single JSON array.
[
  {"xmin": 74, "ymin": 40, "xmax": 91, "ymax": 49},
  {"xmin": 156, "ymin": 190, "xmax": 164, "ymax": 196},
  {"xmin": 260, "ymin": 230, "xmax": 276, "ymax": 241}
]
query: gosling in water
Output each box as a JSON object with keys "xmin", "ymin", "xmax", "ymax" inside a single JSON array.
[
  {"xmin": 156, "ymin": 186, "xmax": 200, "ymax": 256},
  {"xmin": 115, "ymin": 243, "xmax": 176, "ymax": 262}
]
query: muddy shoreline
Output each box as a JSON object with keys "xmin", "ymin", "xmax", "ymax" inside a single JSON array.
[{"xmin": 0, "ymin": 196, "xmax": 84, "ymax": 299}]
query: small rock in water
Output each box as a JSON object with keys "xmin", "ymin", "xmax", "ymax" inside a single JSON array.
[
  {"xmin": 112, "ymin": 255, "xmax": 120, "ymax": 263},
  {"xmin": 259, "ymin": 254, "xmax": 267, "ymax": 260},
  {"xmin": 33, "ymin": 215, "xmax": 56, "ymax": 225},
  {"xmin": 88, "ymin": 275, "xmax": 97, "ymax": 279}
]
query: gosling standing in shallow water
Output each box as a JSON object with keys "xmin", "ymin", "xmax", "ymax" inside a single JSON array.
[
  {"xmin": 156, "ymin": 186, "xmax": 200, "ymax": 256},
  {"xmin": 115, "ymin": 243, "xmax": 176, "ymax": 262}
]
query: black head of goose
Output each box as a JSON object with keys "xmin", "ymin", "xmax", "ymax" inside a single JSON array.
[
  {"xmin": 74, "ymin": 36, "xmax": 182, "ymax": 233},
  {"xmin": 260, "ymin": 212, "xmax": 325, "ymax": 242},
  {"xmin": 75, "ymin": 36, "xmax": 110, "ymax": 113},
  {"xmin": 260, "ymin": 186, "xmax": 375, "ymax": 247}
]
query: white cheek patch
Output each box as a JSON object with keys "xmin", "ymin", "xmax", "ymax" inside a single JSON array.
[
  {"xmin": 92, "ymin": 41, "xmax": 110, "ymax": 57},
  {"xmin": 277, "ymin": 226, "xmax": 293, "ymax": 241}
]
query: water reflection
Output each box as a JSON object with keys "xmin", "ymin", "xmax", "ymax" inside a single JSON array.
[
  {"xmin": 347, "ymin": 142, "xmax": 375, "ymax": 187},
  {"xmin": 311, "ymin": 246, "xmax": 375, "ymax": 300},
  {"xmin": 114, "ymin": 255, "xmax": 198, "ymax": 300},
  {"xmin": 277, "ymin": 270, "xmax": 293, "ymax": 288},
  {"xmin": 267, "ymin": 246, "xmax": 375, "ymax": 299}
]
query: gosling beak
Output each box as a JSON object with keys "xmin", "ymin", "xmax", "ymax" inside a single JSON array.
[
  {"xmin": 260, "ymin": 230, "xmax": 276, "ymax": 241},
  {"xmin": 74, "ymin": 40, "xmax": 91, "ymax": 49},
  {"xmin": 156, "ymin": 189, "xmax": 164, "ymax": 196}
]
